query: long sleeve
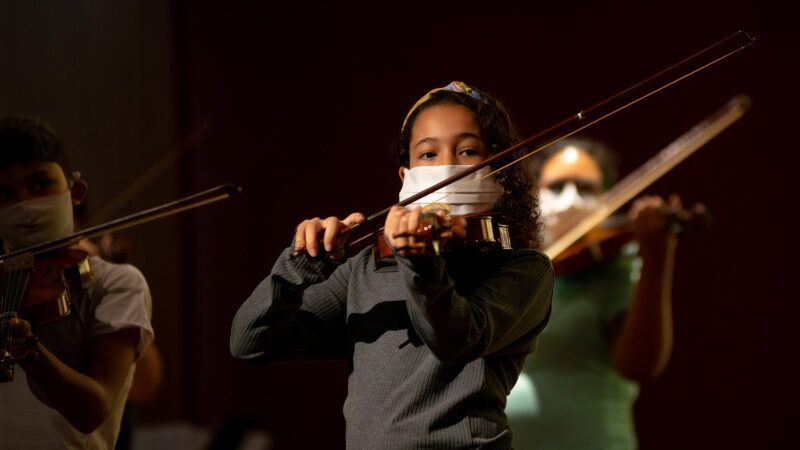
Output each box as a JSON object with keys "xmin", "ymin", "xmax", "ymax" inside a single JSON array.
[
  {"xmin": 396, "ymin": 249, "xmax": 553, "ymax": 365},
  {"xmin": 229, "ymin": 246, "xmax": 351, "ymax": 365}
]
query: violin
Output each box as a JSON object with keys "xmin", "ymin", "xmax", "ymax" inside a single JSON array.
[
  {"xmin": 0, "ymin": 183, "xmax": 240, "ymax": 382},
  {"xmin": 0, "ymin": 246, "xmax": 93, "ymax": 380},
  {"xmin": 551, "ymin": 203, "xmax": 712, "ymax": 276},
  {"xmin": 17, "ymin": 247, "xmax": 92, "ymax": 324},
  {"xmin": 374, "ymin": 212, "xmax": 513, "ymax": 260},
  {"xmin": 550, "ymin": 214, "xmax": 635, "ymax": 276}
]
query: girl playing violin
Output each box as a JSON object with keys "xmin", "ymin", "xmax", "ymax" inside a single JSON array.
[
  {"xmin": 230, "ymin": 82, "xmax": 554, "ymax": 449},
  {"xmin": 506, "ymin": 137, "xmax": 682, "ymax": 450},
  {"xmin": 0, "ymin": 116, "xmax": 153, "ymax": 449}
]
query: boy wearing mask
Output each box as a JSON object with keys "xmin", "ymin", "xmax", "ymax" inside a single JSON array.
[{"xmin": 0, "ymin": 116, "xmax": 153, "ymax": 450}]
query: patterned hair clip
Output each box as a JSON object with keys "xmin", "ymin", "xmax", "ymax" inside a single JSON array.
[{"xmin": 401, "ymin": 81, "xmax": 485, "ymax": 131}]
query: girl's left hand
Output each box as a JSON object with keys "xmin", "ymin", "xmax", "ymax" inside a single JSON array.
[
  {"xmin": 385, "ymin": 206, "xmax": 426, "ymax": 256},
  {"xmin": 384, "ymin": 206, "xmax": 466, "ymax": 257}
]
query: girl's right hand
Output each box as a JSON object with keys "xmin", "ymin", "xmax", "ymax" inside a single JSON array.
[{"xmin": 294, "ymin": 212, "xmax": 365, "ymax": 258}]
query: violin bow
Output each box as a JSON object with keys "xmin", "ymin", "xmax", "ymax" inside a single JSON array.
[
  {"xmin": 81, "ymin": 121, "xmax": 209, "ymax": 227},
  {"xmin": 348, "ymin": 30, "xmax": 755, "ymax": 243},
  {"xmin": 0, "ymin": 183, "xmax": 241, "ymax": 265}
]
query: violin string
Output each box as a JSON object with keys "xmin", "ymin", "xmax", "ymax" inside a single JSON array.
[
  {"xmin": 7, "ymin": 271, "xmax": 19, "ymax": 340},
  {"xmin": 12, "ymin": 271, "xmax": 29, "ymax": 348},
  {"xmin": 1, "ymin": 272, "xmax": 8, "ymax": 347},
  {"xmin": 3, "ymin": 271, "xmax": 14, "ymax": 321},
  {"xmin": 9, "ymin": 270, "xmax": 20, "ymax": 350},
  {"xmin": 3, "ymin": 270, "xmax": 27, "ymax": 346},
  {"xmin": 1, "ymin": 272, "xmax": 7, "ymax": 311},
  {"xmin": 9, "ymin": 270, "xmax": 20, "ymax": 346},
  {"xmin": 1, "ymin": 270, "xmax": 19, "ymax": 351},
  {"xmin": 16, "ymin": 270, "xmax": 28, "ymax": 310}
]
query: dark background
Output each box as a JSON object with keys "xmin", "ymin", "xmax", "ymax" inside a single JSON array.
[{"xmin": 2, "ymin": 1, "xmax": 796, "ymax": 449}]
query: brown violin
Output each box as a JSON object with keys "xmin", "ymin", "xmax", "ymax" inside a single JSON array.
[
  {"xmin": 550, "ymin": 214, "xmax": 635, "ymax": 276},
  {"xmin": 0, "ymin": 247, "xmax": 92, "ymax": 380},
  {"xmin": 18, "ymin": 247, "xmax": 92, "ymax": 324},
  {"xmin": 374, "ymin": 212, "xmax": 514, "ymax": 260},
  {"xmin": 551, "ymin": 203, "xmax": 711, "ymax": 276}
]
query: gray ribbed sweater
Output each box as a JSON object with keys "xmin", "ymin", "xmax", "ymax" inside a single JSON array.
[{"xmin": 230, "ymin": 243, "xmax": 553, "ymax": 449}]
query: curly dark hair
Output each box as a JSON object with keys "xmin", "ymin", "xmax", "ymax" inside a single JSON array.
[
  {"xmin": 393, "ymin": 89, "xmax": 540, "ymax": 249},
  {"xmin": 0, "ymin": 115, "xmax": 70, "ymax": 173}
]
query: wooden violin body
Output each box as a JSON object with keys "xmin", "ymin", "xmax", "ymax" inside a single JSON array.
[
  {"xmin": 375, "ymin": 213, "xmax": 513, "ymax": 260},
  {"xmin": 550, "ymin": 203, "xmax": 711, "ymax": 277},
  {"xmin": 19, "ymin": 248, "xmax": 92, "ymax": 324},
  {"xmin": 551, "ymin": 216, "xmax": 635, "ymax": 276},
  {"xmin": 0, "ymin": 248, "xmax": 92, "ymax": 382}
]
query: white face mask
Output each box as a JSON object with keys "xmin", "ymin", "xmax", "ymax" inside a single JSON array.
[
  {"xmin": 538, "ymin": 182, "xmax": 599, "ymax": 245},
  {"xmin": 399, "ymin": 165, "xmax": 504, "ymax": 216},
  {"xmin": 0, "ymin": 190, "xmax": 75, "ymax": 252}
]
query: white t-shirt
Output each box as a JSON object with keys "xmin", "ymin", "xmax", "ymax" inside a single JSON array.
[{"xmin": 0, "ymin": 256, "xmax": 154, "ymax": 450}]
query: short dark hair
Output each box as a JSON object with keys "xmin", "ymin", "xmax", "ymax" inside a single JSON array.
[
  {"xmin": 0, "ymin": 115, "xmax": 70, "ymax": 173},
  {"xmin": 393, "ymin": 88, "xmax": 540, "ymax": 249},
  {"xmin": 528, "ymin": 137, "xmax": 619, "ymax": 189}
]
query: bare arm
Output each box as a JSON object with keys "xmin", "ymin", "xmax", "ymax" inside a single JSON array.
[
  {"xmin": 12, "ymin": 318, "xmax": 138, "ymax": 433},
  {"xmin": 128, "ymin": 342, "xmax": 163, "ymax": 405},
  {"xmin": 612, "ymin": 196, "xmax": 679, "ymax": 382}
]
